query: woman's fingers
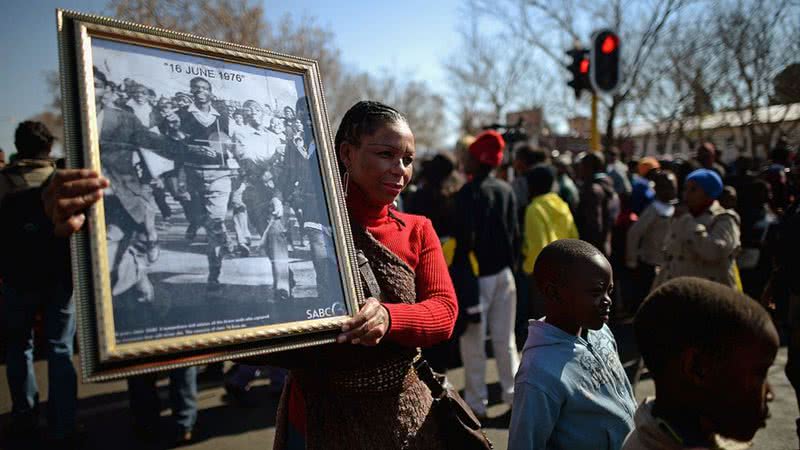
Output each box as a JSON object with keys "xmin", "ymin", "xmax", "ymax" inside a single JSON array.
[
  {"xmin": 351, "ymin": 315, "xmax": 388, "ymax": 345},
  {"xmin": 341, "ymin": 298, "xmax": 379, "ymax": 331},
  {"xmin": 356, "ymin": 326, "xmax": 386, "ymax": 346},
  {"xmin": 337, "ymin": 298, "xmax": 388, "ymax": 345},
  {"xmin": 338, "ymin": 298, "xmax": 379, "ymax": 342}
]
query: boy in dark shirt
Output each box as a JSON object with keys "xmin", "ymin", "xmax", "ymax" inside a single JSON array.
[{"xmin": 625, "ymin": 277, "xmax": 778, "ymax": 449}]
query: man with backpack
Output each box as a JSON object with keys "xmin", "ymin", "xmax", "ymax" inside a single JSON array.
[{"xmin": 0, "ymin": 121, "xmax": 77, "ymax": 447}]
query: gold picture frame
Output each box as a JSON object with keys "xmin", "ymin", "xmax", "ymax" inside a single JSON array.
[{"xmin": 56, "ymin": 9, "xmax": 362, "ymax": 382}]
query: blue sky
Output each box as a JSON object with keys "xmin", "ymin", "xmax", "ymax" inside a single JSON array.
[{"xmin": 0, "ymin": 0, "xmax": 465, "ymax": 156}]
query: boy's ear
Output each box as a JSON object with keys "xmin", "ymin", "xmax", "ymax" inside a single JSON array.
[
  {"xmin": 679, "ymin": 347, "xmax": 708, "ymax": 385},
  {"xmin": 542, "ymin": 281, "xmax": 560, "ymax": 302}
]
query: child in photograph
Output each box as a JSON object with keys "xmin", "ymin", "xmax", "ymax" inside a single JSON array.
[
  {"xmin": 625, "ymin": 277, "xmax": 778, "ymax": 449},
  {"xmin": 509, "ymin": 239, "xmax": 637, "ymax": 450}
]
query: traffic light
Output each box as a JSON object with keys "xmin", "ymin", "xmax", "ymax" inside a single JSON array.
[
  {"xmin": 591, "ymin": 29, "xmax": 621, "ymax": 93},
  {"xmin": 566, "ymin": 47, "xmax": 591, "ymax": 98}
]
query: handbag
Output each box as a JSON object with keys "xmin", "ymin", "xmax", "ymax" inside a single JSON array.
[
  {"xmin": 414, "ymin": 357, "xmax": 494, "ymax": 450},
  {"xmin": 355, "ymin": 249, "xmax": 493, "ymax": 450}
]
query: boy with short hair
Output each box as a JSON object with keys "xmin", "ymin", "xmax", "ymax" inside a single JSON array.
[
  {"xmin": 509, "ymin": 239, "xmax": 637, "ymax": 450},
  {"xmin": 624, "ymin": 277, "xmax": 778, "ymax": 449}
]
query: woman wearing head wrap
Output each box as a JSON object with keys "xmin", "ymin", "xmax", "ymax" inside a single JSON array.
[{"xmin": 653, "ymin": 169, "xmax": 741, "ymax": 289}]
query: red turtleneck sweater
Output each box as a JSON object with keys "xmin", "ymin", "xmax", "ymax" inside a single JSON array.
[{"xmin": 347, "ymin": 185, "xmax": 458, "ymax": 347}]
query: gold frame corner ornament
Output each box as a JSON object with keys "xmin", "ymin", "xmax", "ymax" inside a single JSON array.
[{"xmin": 56, "ymin": 9, "xmax": 361, "ymax": 381}]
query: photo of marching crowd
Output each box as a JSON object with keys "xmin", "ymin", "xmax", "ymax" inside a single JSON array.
[{"xmin": 90, "ymin": 43, "xmax": 343, "ymax": 344}]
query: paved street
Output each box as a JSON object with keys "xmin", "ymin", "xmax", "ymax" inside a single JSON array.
[{"xmin": 1, "ymin": 347, "xmax": 796, "ymax": 449}]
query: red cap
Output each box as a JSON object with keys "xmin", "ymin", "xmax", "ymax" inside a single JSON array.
[{"xmin": 469, "ymin": 130, "xmax": 505, "ymax": 167}]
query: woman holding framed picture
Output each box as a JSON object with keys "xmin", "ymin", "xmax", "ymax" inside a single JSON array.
[
  {"xmin": 43, "ymin": 101, "xmax": 468, "ymax": 449},
  {"xmin": 266, "ymin": 100, "xmax": 460, "ymax": 449}
]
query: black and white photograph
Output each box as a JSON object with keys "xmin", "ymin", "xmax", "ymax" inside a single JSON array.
[{"xmin": 87, "ymin": 37, "xmax": 348, "ymax": 349}]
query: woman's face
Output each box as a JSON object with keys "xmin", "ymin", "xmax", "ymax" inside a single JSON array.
[{"xmin": 340, "ymin": 121, "xmax": 415, "ymax": 207}]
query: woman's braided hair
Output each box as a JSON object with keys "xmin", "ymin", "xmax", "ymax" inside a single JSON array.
[{"xmin": 334, "ymin": 100, "xmax": 408, "ymax": 175}]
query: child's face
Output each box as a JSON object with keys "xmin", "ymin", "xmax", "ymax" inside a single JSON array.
[
  {"xmin": 555, "ymin": 254, "xmax": 614, "ymax": 331},
  {"xmin": 700, "ymin": 327, "xmax": 778, "ymax": 441}
]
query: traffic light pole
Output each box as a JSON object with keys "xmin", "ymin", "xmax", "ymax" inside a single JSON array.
[{"xmin": 590, "ymin": 94, "xmax": 600, "ymax": 152}]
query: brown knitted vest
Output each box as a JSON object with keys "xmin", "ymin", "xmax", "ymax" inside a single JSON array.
[{"xmin": 272, "ymin": 223, "xmax": 442, "ymax": 449}]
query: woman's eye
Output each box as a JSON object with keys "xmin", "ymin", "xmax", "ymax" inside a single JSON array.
[
  {"xmin": 403, "ymin": 156, "xmax": 414, "ymax": 166},
  {"xmin": 378, "ymin": 151, "xmax": 393, "ymax": 158}
]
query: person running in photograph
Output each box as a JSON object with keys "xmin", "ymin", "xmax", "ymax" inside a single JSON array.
[
  {"xmin": 177, "ymin": 76, "xmax": 235, "ymax": 290},
  {"xmin": 282, "ymin": 97, "xmax": 336, "ymax": 299},
  {"xmin": 151, "ymin": 97, "xmax": 196, "ymax": 231},
  {"xmin": 92, "ymin": 67, "xmax": 186, "ymax": 307},
  {"xmin": 236, "ymin": 98, "xmax": 290, "ymax": 299}
]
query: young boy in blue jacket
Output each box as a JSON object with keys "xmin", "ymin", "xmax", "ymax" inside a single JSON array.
[{"xmin": 509, "ymin": 239, "xmax": 636, "ymax": 450}]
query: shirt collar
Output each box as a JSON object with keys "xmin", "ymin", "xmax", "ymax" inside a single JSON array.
[
  {"xmin": 652, "ymin": 199, "xmax": 675, "ymax": 217},
  {"xmin": 187, "ymin": 102, "xmax": 219, "ymax": 117}
]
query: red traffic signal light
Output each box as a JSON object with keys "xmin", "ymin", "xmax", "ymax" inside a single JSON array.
[
  {"xmin": 591, "ymin": 29, "xmax": 621, "ymax": 93},
  {"xmin": 565, "ymin": 47, "xmax": 591, "ymax": 98},
  {"xmin": 600, "ymin": 35, "xmax": 618, "ymax": 54}
]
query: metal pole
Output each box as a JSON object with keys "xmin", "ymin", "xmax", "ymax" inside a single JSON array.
[{"xmin": 590, "ymin": 94, "xmax": 600, "ymax": 152}]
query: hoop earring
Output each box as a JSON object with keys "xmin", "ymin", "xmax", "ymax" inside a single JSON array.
[{"xmin": 343, "ymin": 171, "xmax": 350, "ymax": 197}]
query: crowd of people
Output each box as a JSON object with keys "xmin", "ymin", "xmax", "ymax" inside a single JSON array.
[
  {"xmin": 0, "ymin": 93, "xmax": 798, "ymax": 449},
  {"xmin": 404, "ymin": 132, "xmax": 798, "ymax": 449},
  {"xmin": 91, "ymin": 67, "xmax": 333, "ymax": 300}
]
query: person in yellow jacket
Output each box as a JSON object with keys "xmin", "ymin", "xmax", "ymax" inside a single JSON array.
[{"xmin": 522, "ymin": 165, "xmax": 579, "ymax": 319}]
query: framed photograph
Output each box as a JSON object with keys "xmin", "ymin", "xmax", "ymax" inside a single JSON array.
[{"xmin": 56, "ymin": 9, "xmax": 362, "ymax": 381}]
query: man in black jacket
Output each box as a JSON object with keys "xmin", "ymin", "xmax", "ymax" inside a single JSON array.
[{"xmin": 454, "ymin": 130, "xmax": 521, "ymax": 419}]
